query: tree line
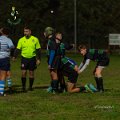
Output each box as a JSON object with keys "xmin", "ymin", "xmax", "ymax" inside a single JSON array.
[{"xmin": 0, "ymin": 0, "xmax": 120, "ymax": 48}]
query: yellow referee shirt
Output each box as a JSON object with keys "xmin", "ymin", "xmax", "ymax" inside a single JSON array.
[{"xmin": 17, "ymin": 36, "xmax": 41, "ymax": 58}]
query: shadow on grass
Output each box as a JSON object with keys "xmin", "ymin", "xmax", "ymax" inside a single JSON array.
[
  {"xmin": 5, "ymin": 85, "xmax": 120, "ymax": 95},
  {"xmin": 5, "ymin": 84, "xmax": 49, "ymax": 95}
]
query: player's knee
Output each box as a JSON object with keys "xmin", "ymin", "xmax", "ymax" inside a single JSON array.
[{"xmin": 95, "ymin": 71, "xmax": 101, "ymax": 77}]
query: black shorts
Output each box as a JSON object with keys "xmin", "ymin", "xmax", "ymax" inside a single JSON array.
[
  {"xmin": 97, "ymin": 57, "xmax": 109, "ymax": 67},
  {"xmin": 21, "ymin": 57, "xmax": 37, "ymax": 71},
  {"xmin": 62, "ymin": 63, "xmax": 78, "ymax": 83},
  {"xmin": 0, "ymin": 57, "xmax": 10, "ymax": 71}
]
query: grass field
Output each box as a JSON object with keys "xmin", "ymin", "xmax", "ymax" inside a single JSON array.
[{"xmin": 0, "ymin": 53, "xmax": 120, "ymax": 120}]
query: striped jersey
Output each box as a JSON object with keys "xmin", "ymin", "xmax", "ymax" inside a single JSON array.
[{"xmin": 0, "ymin": 35, "xmax": 14, "ymax": 58}]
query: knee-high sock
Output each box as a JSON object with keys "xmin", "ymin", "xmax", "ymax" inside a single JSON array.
[
  {"xmin": 21, "ymin": 77, "xmax": 26, "ymax": 90},
  {"xmin": 29, "ymin": 78, "xmax": 34, "ymax": 88},
  {"xmin": 6, "ymin": 78, "xmax": 12, "ymax": 88},
  {"xmin": 95, "ymin": 77, "xmax": 100, "ymax": 91},
  {"xmin": 98, "ymin": 77, "xmax": 104, "ymax": 91},
  {"xmin": 0, "ymin": 80, "xmax": 5, "ymax": 95},
  {"xmin": 51, "ymin": 80, "xmax": 58, "ymax": 92},
  {"xmin": 79, "ymin": 86, "xmax": 86, "ymax": 92},
  {"xmin": 95, "ymin": 77, "xmax": 104, "ymax": 91}
]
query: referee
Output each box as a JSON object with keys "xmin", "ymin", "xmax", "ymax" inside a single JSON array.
[{"xmin": 13, "ymin": 26, "xmax": 41, "ymax": 92}]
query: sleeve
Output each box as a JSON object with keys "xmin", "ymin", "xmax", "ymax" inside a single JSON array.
[
  {"xmin": 7, "ymin": 38, "xmax": 14, "ymax": 49},
  {"xmin": 48, "ymin": 50, "xmax": 55, "ymax": 65},
  {"xmin": 79, "ymin": 59, "xmax": 90, "ymax": 73},
  {"xmin": 78, "ymin": 62, "xmax": 84, "ymax": 70},
  {"xmin": 35, "ymin": 38, "xmax": 41, "ymax": 49},
  {"xmin": 36, "ymin": 48, "xmax": 41, "ymax": 60},
  {"xmin": 49, "ymin": 40, "xmax": 57, "ymax": 50}
]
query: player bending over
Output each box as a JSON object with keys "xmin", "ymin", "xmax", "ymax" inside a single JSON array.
[{"xmin": 78, "ymin": 45, "xmax": 109, "ymax": 92}]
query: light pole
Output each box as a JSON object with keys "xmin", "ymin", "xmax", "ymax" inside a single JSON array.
[{"xmin": 74, "ymin": 0, "xmax": 77, "ymax": 53}]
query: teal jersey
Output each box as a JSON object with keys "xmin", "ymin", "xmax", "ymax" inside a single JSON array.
[
  {"xmin": 60, "ymin": 42, "xmax": 65, "ymax": 57},
  {"xmin": 84, "ymin": 49, "xmax": 107, "ymax": 62},
  {"xmin": 61, "ymin": 57, "xmax": 77, "ymax": 69}
]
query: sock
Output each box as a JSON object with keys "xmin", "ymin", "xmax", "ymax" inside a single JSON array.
[
  {"xmin": 51, "ymin": 80, "xmax": 58, "ymax": 92},
  {"xmin": 95, "ymin": 77, "xmax": 100, "ymax": 91},
  {"xmin": 6, "ymin": 78, "xmax": 12, "ymax": 88},
  {"xmin": 60, "ymin": 79, "xmax": 66, "ymax": 91},
  {"xmin": 0, "ymin": 80, "xmax": 5, "ymax": 95},
  {"xmin": 21, "ymin": 77, "xmax": 26, "ymax": 90},
  {"xmin": 79, "ymin": 86, "xmax": 86, "ymax": 92},
  {"xmin": 29, "ymin": 78, "xmax": 34, "ymax": 89},
  {"xmin": 98, "ymin": 77, "xmax": 104, "ymax": 91}
]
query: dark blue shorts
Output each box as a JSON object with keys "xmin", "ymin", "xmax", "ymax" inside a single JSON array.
[
  {"xmin": 62, "ymin": 63, "xmax": 78, "ymax": 83},
  {"xmin": 97, "ymin": 57, "xmax": 110, "ymax": 67},
  {"xmin": 21, "ymin": 57, "xmax": 37, "ymax": 71},
  {"xmin": 0, "ymin": 58, "xmax": 10, "ymax": 71}
]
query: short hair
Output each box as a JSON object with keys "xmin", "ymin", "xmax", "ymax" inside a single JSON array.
[
  {"xmin": 55, "ymin": 32, "xmax": 62, "ymax": 35},
  {"xmin": 44, "ymin": 27, "xmax": 54, "ymax": 37},
  {"xmin": 1, "ymin": 27, "xmax": 10, "ymax": 35},
  {"xmin": 78, "ymin": 44, "xmax": 87, "ymax": 51},
  {"xmin": 24, "ymin": 26, "xmax": 32, "ymax": 30}
]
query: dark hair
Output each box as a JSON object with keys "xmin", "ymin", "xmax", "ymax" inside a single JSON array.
[
  {"xmin": 1, "ymin": 27, "xmax": 10, "ymax": 35},
  {"xmin": 24, "ymin": 26, "xmax": 32, "ymax": 30},
  {"xmin": 78, "ymin": 45, "xmax": 87, "ymax": 51}
]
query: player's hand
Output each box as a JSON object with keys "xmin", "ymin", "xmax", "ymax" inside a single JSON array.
[
  {"xmin": 36, "ymin": 59, "xmax": 41, "ymax": 66},
  {"xmin": 78, "ymin": 70, "xmax": 81, "ymax": 74},
  {"xmin": 74, "ymin": 65, "xmax": 79, "ymax": 72}
]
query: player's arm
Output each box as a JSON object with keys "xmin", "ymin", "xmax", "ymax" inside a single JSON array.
[
  {"xmin": 36, "ymin": 48, "xmax": 41, "ymax": 65},
  {"xmin": 78, "ymin": 62, "xmax": 84, "ymax": 70},
  {"xmin": 78, "ymin": 59, "xmax": 90, "ymax": 74},
  {"xmin": 48, "ymin": 40, "xmax": 56, "ymax": 68},
  {"xmin": 7, "ymin": 39, "xmax": 15, "ymax": 49},
  {"xmin": 12, "ymin": 39, "xmax": 21, "ymax": 59},
  {"xmin": 13, "ymin": 48, "xmax": 21, "ymax": 59},
  {"xmin": 48, "ymin": 50, "xmax": 55, "ymax": 67}
]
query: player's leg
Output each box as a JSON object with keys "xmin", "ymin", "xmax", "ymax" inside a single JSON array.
[
  {"xmin": 21, "ymin": 70, "xmax": 27, "ymax": 92},
  {"xmin": 94, "ymin": 66, "xmax": 104, "ymax": 92},
  {"xmin": 58, "ymin": 70, "xmax": 66, "ymax": 92},
  {"xmin": 21, "ymin": 57, "xmax": 29, "ymax": 92},
  {"xmin": 0, "ymin": 58, "xmax": 10, "ymax": 96},
  {"xmin": 6, "ymin": 71, "xmax": 12, "ymax": 88},
  {"xmin": 29, "ymin": 70, "xmax": 34, "ymax": 91},
  {"xmin": 50, "ymin": 69, "xmax": 59, "ymax": 93},
  {"xmin": 66, "ymin": 70, "xmax": 80, "ymax": 93},
  {"xmin": 0, "ymin": 70, "xmax": 6, "ymax": 96},
  {"xmin": 28, "ymin": 57, "xmax": 36, "ymax": 91},
  {"xmin": 67, "ymin": 82, "xmax": 80, "ymax": 93}
]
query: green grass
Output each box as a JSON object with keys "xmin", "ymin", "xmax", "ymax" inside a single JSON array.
[{"xmin": 0, "ymin": 53, "xmax": 120, "ymax": 120}]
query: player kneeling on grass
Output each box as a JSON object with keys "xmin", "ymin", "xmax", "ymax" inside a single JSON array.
[
  {"xmin": 60, "ymin": 57, "xmax": 97, "ymax": 93},
  {"xmin": 78, "ymin": 45, "xmax": 110, "ymax": 92}
]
